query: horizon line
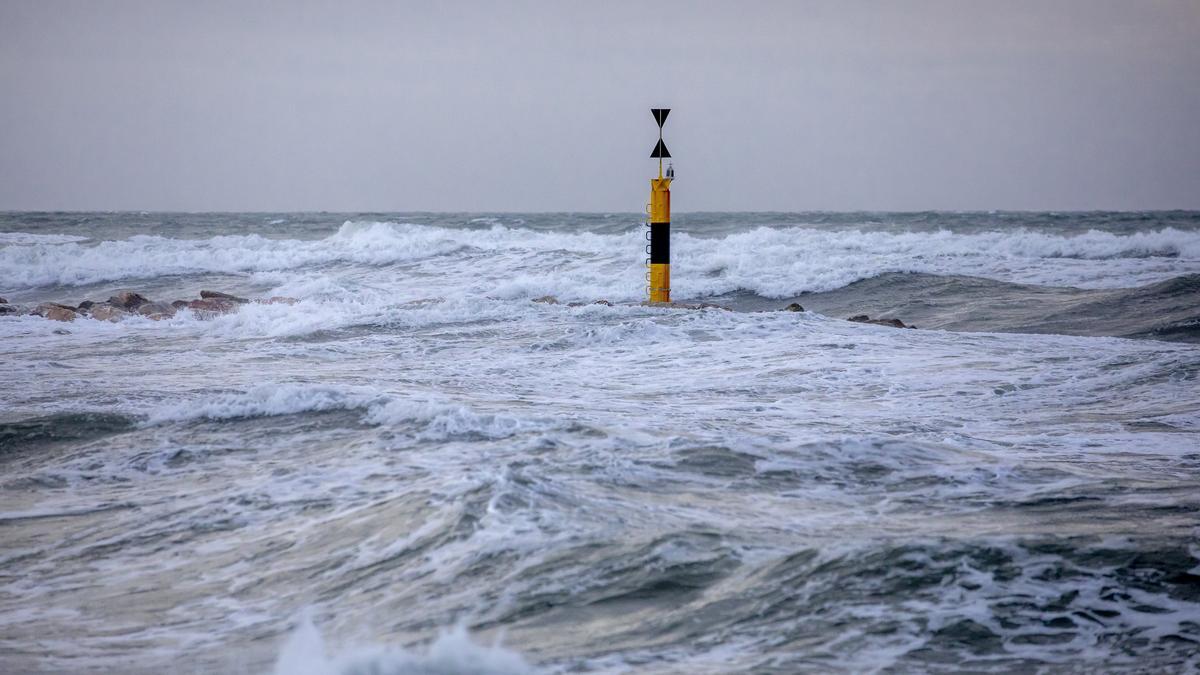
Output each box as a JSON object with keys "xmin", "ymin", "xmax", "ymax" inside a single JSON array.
[{"xmin": 3, "ymin": 208, "xmax": 1199, "ymax": 216}]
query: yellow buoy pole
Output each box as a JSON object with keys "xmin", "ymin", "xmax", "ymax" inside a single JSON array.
[{"xmin": 648, "ymin": 108, "xmax": 672, "ymax": 303}]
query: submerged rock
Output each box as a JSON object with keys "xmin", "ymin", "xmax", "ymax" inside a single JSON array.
[
  {"xmin": 0, "ymin": 297, "xmax": 7, "ymax": 304},
  {"xmin": 136, "ymin": 302, "xmax": 176, "ymax": 320},
  {"xmin": 0, "ymin": 304, "xmax": 19, "ymax": 316},
  {"xmin": 532, "ymin": 296, "xmax": 559, "ymax": 305},
  {"xmin": 783, "ymin": 303, "xmax": 804, "ymax": 312},
  {"xmin": 848, "ymin": 314, "xmax": 913, "ymax": 329},
  {"xmin": 186, "ymin": 298, "xmax": 239, "ymax": 316},
  {"xmin": 109, "ymin": 290, "xmax": 150, "ymax": 310},
  {"xmin": 200, "ymin": 290, "xmax": 250, "ymax": 304},
  {"xmin": 260, "ymin": 296, "xmax": 298, "ymax": 305},
  {"xmin": 642, "ymin": 301, "xmax": 731, "ymax": 311},
  {"xmin": 87, "ymin": 303, "xmax": 128, "ymax": 322}
]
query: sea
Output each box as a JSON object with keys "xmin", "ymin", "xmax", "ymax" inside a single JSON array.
[{"xmin": 1, "ymin": 211, "xmax": 1199, "ymax": 674}]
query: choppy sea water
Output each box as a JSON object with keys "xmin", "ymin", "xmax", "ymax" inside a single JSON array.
[{"xmin": 1, "ymin": 211, "xmax": 1199, "ymax": 674}]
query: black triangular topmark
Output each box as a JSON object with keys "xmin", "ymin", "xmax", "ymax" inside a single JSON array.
[
  {"xmin": 651, "ymin": 108, "xmax": 670, "ymax": 127},
  {"xmin": 650, "ymin": 139, "xmax": 671, "ymax": 158}
]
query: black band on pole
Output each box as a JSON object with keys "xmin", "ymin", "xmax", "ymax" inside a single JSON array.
[{"xmin": 649, "ymin": 223, "xmax": 670, "ymax": 264}]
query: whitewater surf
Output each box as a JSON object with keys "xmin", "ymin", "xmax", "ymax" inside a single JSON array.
[{"xmin": 2, "ymin": 211, "xmax": 1199, "ymax": 673}]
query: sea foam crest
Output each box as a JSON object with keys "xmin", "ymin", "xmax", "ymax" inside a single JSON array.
[
  {"xmin": 0, "ymin": 232, "xmax": 91, "ymax": 245},
  {"xmin": 669, "ymin": 225, "xmax": 1200, "ymax": 297},
  {"xmin": 144, "ymin": 384, "xmax": 548, "ymax": 440},
  {"xmin": 272, "ymin": 614, "xmax": 534, "ymax": 675},
  {"xmin": 143, "ymin": 384, "xmax": 379, "ymax": 425}
]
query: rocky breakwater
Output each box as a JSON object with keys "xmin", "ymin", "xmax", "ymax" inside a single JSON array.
[
  {"xmin": 782, "ymin": 304, "xmax": 917, "ymax": 328},
  {"xmin": 0, "ymin": 290, "xmax": 297, "ymax": 323},
  {"xmin": 525, "ymin": 297, "xmax": 919, "ymax": 329},
  {"xmin": 531, "ymin": 296, "xmax": 731, "ymax": 311}
]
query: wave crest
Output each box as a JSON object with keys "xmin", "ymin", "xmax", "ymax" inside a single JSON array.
[{"xmin": 2, "ymin": 221, "xmax": 1199, "ymax": 297}]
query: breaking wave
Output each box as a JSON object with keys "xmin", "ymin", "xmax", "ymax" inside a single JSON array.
[
  {"xmin": 2, "ymin": 221, "xmax": 1199, "ymax": 298},
  {"xmin": 0, "ymin": 221, "xmax": 617, "ymax": 289},
  {"xmin": 142, "ymin": 384, "xmax": 378, "ymax": 425},
  {"xmin": 678, "ymin": 225, "xmax": 1200, "ymax": 298}
]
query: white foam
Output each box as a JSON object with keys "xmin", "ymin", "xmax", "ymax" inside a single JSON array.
[
  {"xmin": 0, "ymin": 221, "xmax": 466, "ymax": 288},
  {"xmin": 271, "ymin": 614, "xmax": 534, "ymax": 675},
  {"xmin": 364, "ymin": 399, "xmax": 548, "ymax": 440},
  {"xmin": 669, "ymin": 225, "xmax": 1200, "ymax": 298}
]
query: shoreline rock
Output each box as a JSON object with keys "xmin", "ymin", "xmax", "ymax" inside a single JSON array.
[
  {"xmin": 186, "ymin": 298, "xmax": 239, "ymax": 317},
  {"xmin": 136, "ymin": 302, "xmax": 177, "ymax": 320},
  {"xmin": 34, "ymin": 303, "xmax": 78, "ymax": 322},
  {"xmin": 87, "ymin": 303, "xmax": 128, "ymax": 322},
  {"xmin": 1, "ymin": 290, "xmax": 298, "ymax": 324},
  {"xmin": 109, "ymin": 290, "xmax": 150, "ymax": 311}
]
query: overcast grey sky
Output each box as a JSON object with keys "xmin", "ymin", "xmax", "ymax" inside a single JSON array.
[{"xmin": 1, "ymin": 0, "xmax": 1198, "ymax": 211}]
